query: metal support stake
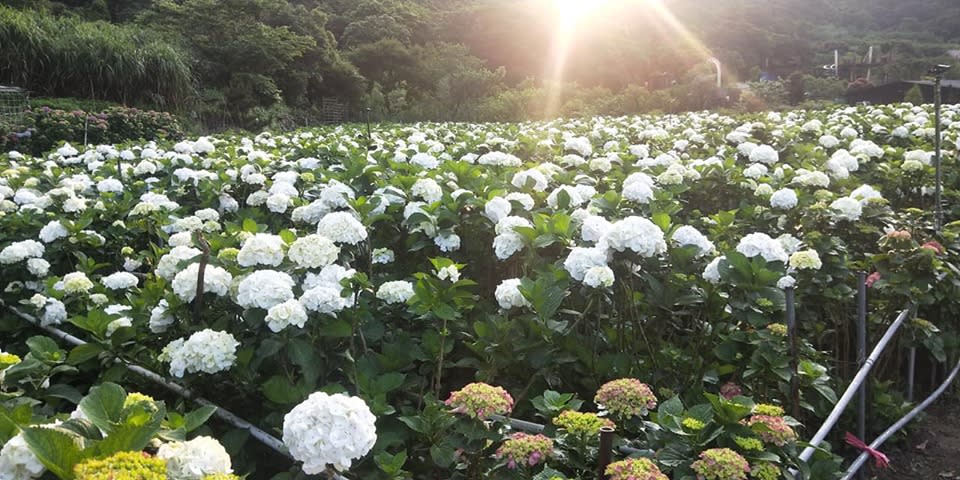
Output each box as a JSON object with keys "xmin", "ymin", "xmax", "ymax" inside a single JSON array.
[
  {"xmin": 598, "ymin": 426, "xmax": 615, "ymax": 478},
  {"xmin": 929, "ymin": 64, "xmax": 950, "ymax": 230},
  {"xmin": 907, "ymin": 347, "xmax": 916, "ymax": 401},
  {"xmin": 856, "ymin": 272, "xmax": 868, "ymax": 480},
  {"xmin": 786, "ymin": 286, "xmax": 800, "ymax": 419}
]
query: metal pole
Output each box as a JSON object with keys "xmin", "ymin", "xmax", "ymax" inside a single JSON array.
[
  {"xmin": 598, "ymin": 426, "xmax": 615, "ymax": 478},
  {"xmin": 798, "ymin": 307, "xmax": 912, "ymax": 462},
  {"xmin": 786, "ymin": 287, "xmax": 800, "ymax": 419},
  {"xmin": 907, "ymin": 347, "xmax": 916, "ymax": 401},
  {"xmin": 856, "ymin": 272, "xmax": 868, "ymax": 480},
  {"xmin": 934, "ymin": 72, "xmax": 944, "ymax": 231},
  {"xmin": 842, "ymin": 358, "xmax": 960, "ymax": 479}
]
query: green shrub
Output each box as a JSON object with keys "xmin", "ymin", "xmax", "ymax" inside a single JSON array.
[{"xmin": 1, "ymin": 105, "xmax": 184, "ymax": 155}]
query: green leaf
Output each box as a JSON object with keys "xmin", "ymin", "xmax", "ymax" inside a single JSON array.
[
  {"xmin": 78, "ymin": 383, "xmax": 127, "ymax": 433},
  {"xmin": 652, "ymin": 212, "xmax": 671, "ymax": 232},
  {"xmin": 183, "ymin": 405, "xmax": 217, "ymax": 432},
  {"xmin": 67, "ymin": 344, "xmax": 103, "ymax": 365},
  {"xmin": 242, "ymin": 218, "xmax": 258, "ymax": 233},
  {"xmin": 27, "ymin": 336, "xmax": 62, "ymax": 362},
  {"xmin": 279, "ymin": 229, "xmax": 297, "ymax": 244},
  {"xmin": 93, "ymin": 402, "xmax": 166, "ymax": 457},
  {"xmin": 261, "ymin": 376, "xmax": 307, "ymax": 404},
  {"xmin": 430, "ymin": 443, "xmax": 457, "ymax": 468},
  {"xmin": 21, "ymin": 426, "xmax": 87, "ymax": 480},
  {"xmin": 319, "ymin": 318, "xmax": 354, "ymax": 338},
  {"xmin": 659, "ymin": 395, "xmax": 684, "ymax": 417},
  {"xmin": 375, "ymin": 450, "xmax": 407, "ymax": 476}
]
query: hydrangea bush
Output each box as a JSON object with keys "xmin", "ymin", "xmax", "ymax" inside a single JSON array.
[{"xmin": 2, "ymin": 102, "xmax": 960, "ymax": 477}]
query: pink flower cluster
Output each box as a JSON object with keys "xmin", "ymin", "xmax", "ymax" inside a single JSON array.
[
  {"xmin": 445, "ymin": 382, "xmax": 514, "ymax": 420},
  {"xmin": 594, "ymin": 378, "xmax": 658, "ymax": 418},
  {"xmin": 690, "ymin": 448, "xmax": 750, "ymax": 480},
  {"xmin": 496, "ymin": 432, "xmax": 552, "ymax": 469},
  {"xmin": 604, "ymin": 458, "xmax": 668, "ymax": 480},
  {"xmin": 746, "ymin": 414, "xmax": 798, "ymax": 446}
]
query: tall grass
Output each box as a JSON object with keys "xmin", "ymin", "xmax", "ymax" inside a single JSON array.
[{"xmin": 0, "ymin": 6, "xmax": 194, "ymax": 108}]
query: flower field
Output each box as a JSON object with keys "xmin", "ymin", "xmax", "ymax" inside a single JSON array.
[{"xmin": 2, "ymin": 103, "xmax": 960, "ymax": 479}]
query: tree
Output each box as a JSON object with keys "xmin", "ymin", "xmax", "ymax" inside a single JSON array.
[
  {"xmin": 904, "ymin": 84, "xmax": 924, "ymax": 104},
  {"xmin": 786, "ymin": 71, "xmax": 806, "ymax": 104}
]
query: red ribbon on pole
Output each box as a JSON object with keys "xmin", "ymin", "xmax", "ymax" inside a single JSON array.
[{"xmin": 845, "ymin": 432, "xmax": 890, "ymax": 469}]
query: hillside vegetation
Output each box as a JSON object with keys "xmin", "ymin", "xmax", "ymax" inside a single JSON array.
[{"xmin": 1, "ymin": 0, "xmax": 958, "ymax": 129}]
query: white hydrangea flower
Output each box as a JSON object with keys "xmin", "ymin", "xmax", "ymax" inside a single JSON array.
[
  {"xmin": 434, "ymin": 232, "xmax": 461, "ymax": 252},
  {"xmin": 300, "ymin": 285, "xmax": 351, "ymax": 315},
  {"xmin": 237, "ymin": 233, "xmax": 286, "ymax": 267},
  {"xmin": 749, "ymin": 144, "xmax": 779, "ymax": 164},
  {"xmin": 511, "ymin": 169, "xmax": 549, "ymax": 191},
  {"xmin": 157, "ymin": 246, "xmax": 203, "ymax": 280},
  {"xmin": 495, "ymin": 278, "xmax": 530, "ymax": 309},
  {"xmin": 563, "ymin": 136, "xmax": 593, "ymax": 157},
  {"xmin": 581, "ymin": 215, "xmax": 612, "ymax": 243},
  {"xmin": 39, "ymin": 220, "xmax": 69, "ymax": 243},
  {"xmin": 777, "ymin": 275, "xmax": 797, "ymax": 289},
  {"xmin": 172, "ymin": 264, "xmax": 233, "ymax": 302},
  {"xmin": 288, "ymin": 234, "xmax": 340, "ymax": 269},
  {"xmin": 101, "ymin": 272, "xmax": 139, "ymax": 290},
  {"xmin": 265, "ymin": 299, "xmax": 309, "ymax": 332},
  {"xmin": 411, "ymin": 178, "xmax": 443, "ymax": 204},
  {"xmin": 317, "ymin": 212, "xmax": 368, "ymax": 245},
  {"xmin": 777, "ymin": 234, "xmax": 803, "ymax": 255},
  {"xmin": 266, "ymin": 193, "xmax": 291, "ymax": 213},
  {"xmin": 850, "ymin": 184, "xmax": 883, "ymax": 205},
  {"xmin": 150, "ymin": 300, "xmax": 175, "ymax": 333},
  {"xmin": 736, "ymin": 233, "xmax": 788, "ymax": 263},
  {"xmin": 830, "ymin": 197, "xmax": 863, "ymax": 221},
  {"xmin": 564, "ymin": 247, "xmax": 609, "ymax": 281},
  {"xmin": 505, "ymin": 192, "xmax": 535, "ymax": 211},
  {"xmin": 236, "ymin": 270, "xmax": 296, "ymax": 309},
  {"xmin": 41, "ymin": 298, "xmax": 67, "ymax": 326},
  {"xmin": 478, "ymin": 151, "xmax": 522, "ymax": 167},
  {"xmin": 493, "ymin": 216, "xmax": 531, "ymax": 260},
  {"xmin": 157, "ymin": 436, "xmax": 233, "ymax": 480},
  {"xmin": 0, "ymin": 433, "xmax": 44, "ymax": 480},
  {"xmin": 789, "ymin": 250, "xmax": 822, "ymax": 270},
  {"xmin": 603, "ymin": 217, "xmax": 667, "ymax": 257},
  {"xmin": 436, "ymin": 265, "xmax": 460, "ymax": 282},
  {"xmin": 55, "ymin": 271, "xmax": 94, "ymax": 294},
  {"xmin": 0, "ymin": 240, "xmax": 44, "ymax": 264},
  {"xmin": 671, "ymin": 225, "xmax": 714, "ymax": 257},
  {"xmin": 622, "ymin": 172, "xmax": 655, "ymax": 204},
  {"xmin": 162, "ymin": 329, "xmax": 239, "ymax": 377},
  {"xmin": 484, "ymin": 197, "xmax": 511, "ymax": 223},
  {"xmin": 582, "ymin": 265, "xmax": 616, "ymax": 288},
  {"xmin": 703, "ymin": 256, "xmax": 723, "ymax": 284},
  {"xmin": 770, "ymin": 188, "xmax": 798, "ymax": 210},
  {"xmin": 282, "ymin": 392, "xmax": 378, "ymax": 473},
  {"xmin": 371, "ymin": 248, "xmax": 395, "ymax": 264},
  {"xmin": 376, "ymin": 281, "xmax": 415, "ymax": 305},
  {"xmin": 25, "ymin": 258, "xmax": 49, "ymax": 277}
]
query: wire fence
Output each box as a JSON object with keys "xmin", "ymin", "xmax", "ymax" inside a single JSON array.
[{"xmin": 0, "ymin": 85, "xmax": 29, "ymax": 127}]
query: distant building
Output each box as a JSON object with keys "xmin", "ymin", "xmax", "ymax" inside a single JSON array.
[{"xmin": 846, "ymin": 80, "xmax": 960, "ymax": 105}]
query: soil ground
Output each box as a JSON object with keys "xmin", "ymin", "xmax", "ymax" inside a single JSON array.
[{"xmin": 871, "ymin": 404, "xmax": 960, "ymax": 479}]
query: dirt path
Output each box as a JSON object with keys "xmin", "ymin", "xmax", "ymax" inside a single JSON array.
[{"xmin": 871, "ymin": 405, "xmax": 960, "ymax": 479}]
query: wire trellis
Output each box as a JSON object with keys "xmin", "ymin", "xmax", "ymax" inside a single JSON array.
[{"xmin": 0, "ymin": 85, "xmax": 29, "ymax": 127}]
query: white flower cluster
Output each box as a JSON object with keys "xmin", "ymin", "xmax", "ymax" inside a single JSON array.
[
  {"xmin": 265, "ymin": 299, "xmax": 309, "ymax": 332},
  {"xmin": 493, "ymin": 216, "xmax": 531, "ymax": 260},
  {"xmin": 829, "ymin": 196, "xmax": 863, "ymax": 221},
  {"xmin": 495, "ymin": 278, "xmax": 530, "ymax": 309},
  {"xmin": 162, "ymin": 329, "xmax": 239, "ymax": 378},
  {"xmin": 604, "ymin": 216, "xmax": 667, "ymax": 257},
  {"xmin": 0, "ymin": 240, "xmax": 44, "ymax": 264},
  {"xmin": 283, "ymin": 392, "xmax": 378, "ymax": 473},
  {"xmin": 317, "ymin": 212, "xmax": 368, "ymax": 245},
  {"xmin": 237, "ymin": 233, "xmax": 286, "ymax": 267},
  {"xmin": 0, "ymin": 433, "xmax": 44, "ymax": 480},
  {"xmin": 736, "ymin": 233, "xmax": 788, "ymax": 263},
  {"xmin": 101, "ymin": 271, "xmax": 139, "ymax": 290},
  {"xmin": 157, "ymin": 436, "xmax": 233, "ymax": 480},
  {"xmin": 172, "ymin": 264, "xmax": 232, "ymax": 302},
  {"xmin": 770, "ymin": 188, "xmax": 798, "ymax": 210},
  {"xmin": 236, "ymin": 270, "xmax": 295, "ymax": 309},
  {"xmin": 376, "ymin": 281, "xmax": 415, "ymax": 305},
  {"xmin": 671, "ymin": 225, "xmax": 714, "ymax": 257}
]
